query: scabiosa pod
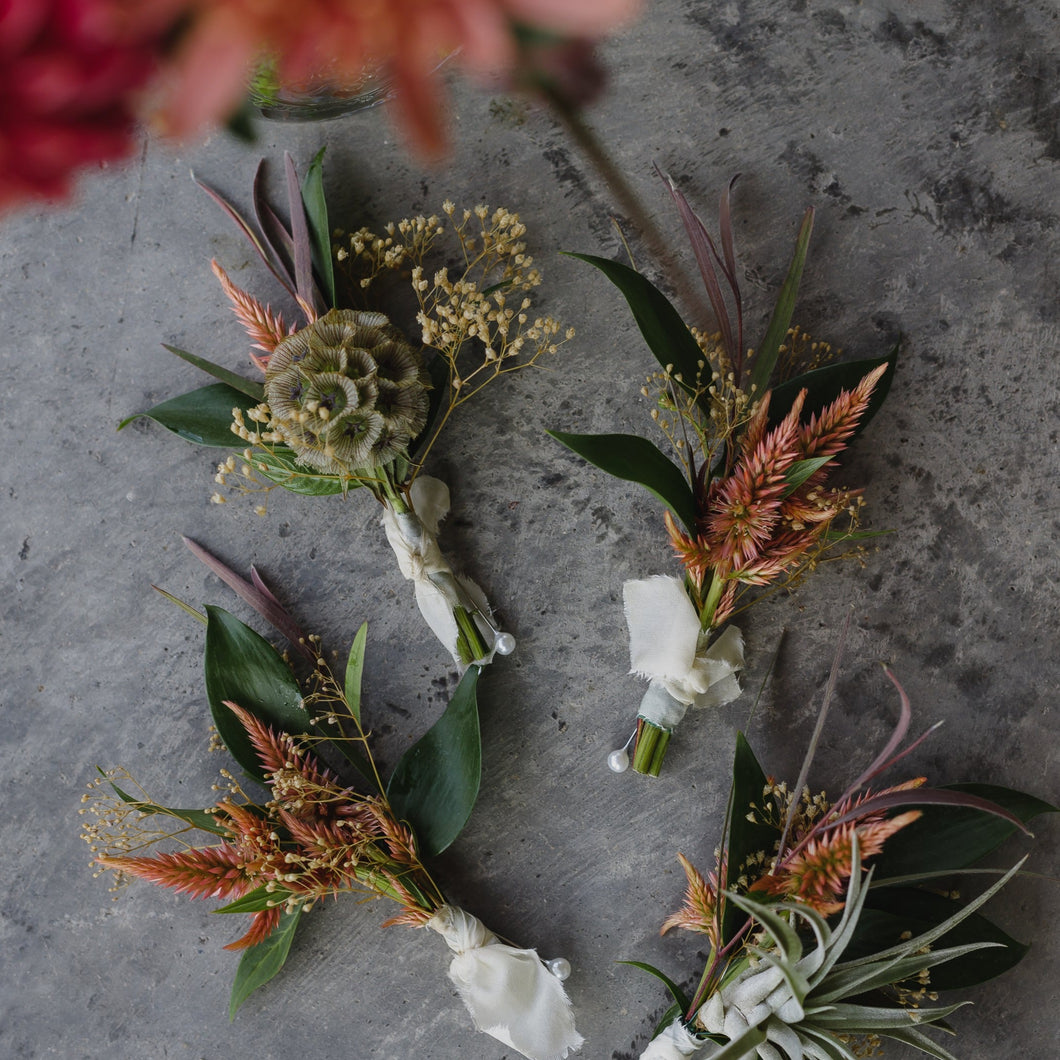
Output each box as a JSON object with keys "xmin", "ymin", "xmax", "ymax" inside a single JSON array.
[
  {"xmin": 550, "ymin": 177, "xmax": 896, "ymax": 775},
  {"xmin": 82, "ymin": 561, "xmax": 582, "ymax": 1058},
  {"xmin": 629, "ymin": 662, "xmax": 1055, "ymax": 1059},
  {"xmin": 122, "ymin": 151, "xmax": 571, "ymax": 667}
]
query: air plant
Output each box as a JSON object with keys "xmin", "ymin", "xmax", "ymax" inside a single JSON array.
[{"xmin": 551, "ymin": 175, "xmax": 895, "ymax": 775}]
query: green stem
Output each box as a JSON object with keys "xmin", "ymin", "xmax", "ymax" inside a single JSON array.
[
  {"xmin": 699, "ymin": 574, "xmax": 725, "ymax": 632},
  {"xmin": 631, "ymin": 718, "xmax": 671, "ymax": 777},
  {"xmin": 538, "ymin": 83, "xmax": 707, "ymax": 319},
  {"xmin": 453, "ymin": 604, "xmax": 491, "ymax": 666}
]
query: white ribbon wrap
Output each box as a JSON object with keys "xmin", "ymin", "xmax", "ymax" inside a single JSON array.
[
  {"xmin": 623, "ymin": 576, "xmax": 744, "ymax": 727},
  {"xmin": 381, "ymin": 476, "xmax": 495, "ymax": 665},
  {"xmin": 639, "ymin": 1019, "xmax": 704, "ymax": 1059},
  {"xmin": 427, "ymin": 905, "xmax": 583, "ymax": 1060}
]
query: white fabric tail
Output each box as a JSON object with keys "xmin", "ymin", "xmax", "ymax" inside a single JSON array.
[
  {"xmin": 624, "ymin": 576, "xmax": 744, "ymax": 712},
  {"xmin": 427, "ymin": 905, "xmax": 583, "ymax": 1060}
]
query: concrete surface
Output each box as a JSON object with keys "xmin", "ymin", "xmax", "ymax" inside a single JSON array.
[{"xmin": 2, "ymin": 1, "xmax": 1058, "ymax": 1057}]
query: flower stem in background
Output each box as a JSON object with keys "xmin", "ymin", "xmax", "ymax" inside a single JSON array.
[{"xmin": 537, "ymin": 80, "xmax": 704, "ymax": 313}]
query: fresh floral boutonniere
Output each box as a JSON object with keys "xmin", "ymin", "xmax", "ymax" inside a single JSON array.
[
  {"xmin": 122, "ymin": 150, "xmax": 572, "ymax": 669},
  {"xmin": 81, "ymin": 546, "xmax": 582, "ymax": 1060},
  {"xmin": 631, "ymin": 653, "xmax": 1054, "ymax": 1058},
  {"xmin": 551, "ymin": 176, "xmax": 895, "ymax": 776}
]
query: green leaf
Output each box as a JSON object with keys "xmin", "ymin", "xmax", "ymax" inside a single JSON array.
[
  {"xmin": 869, "ymin": 783, "xmax": 1056, "ymax": 881},
  {"xmin": 619, "ymin": 960, "xmax": 691, "ymax": 1014},
  {"xmin": 118, "ymin": 383, "xmax": 258, "ymax": 447},
  {"xmin": 160, "ymin": 345, "xmax": 265, "ymax": 401},
  {"xmin": 783, "ymin": 455, "xmax": 833, "ymax": 495},
  {"xmin": 250, "ymin": 446, "xmax": 348, "ymax": 496},
  {"xmin": 768, "ymin": 348, "xmax": 898, "ymax": 438},
  {"xmin": 720, "ymin": 733, "xmax": 776, "ymax": 945},
  {"xmin": 876, "ymin": 1026, "xmax": 960, "ymax": 1060},
  {"xmin": 214, "ymin": 884, "xmax": 294, "ymax": 914},
  {"xmin": 652, "ymin": 1002, "xmax": 685, "ymax": 1039},
  {"xmin": 386, "ymin": 665, "xmax": 482, "ymax": 857},
  {"xmin": 750, "ymin": 207, "xmax": 813, "ymax": 398},
  {"xmin": 101, "ymin": 771, "xmax": 227, "ymax": 836},
  {"xmin": 566, "ymin": 253, "xmax": 705, "ymax": 394},
  {"xmin": 410, "ymin": 353, "xmax": 451, "ymax": 461},
  {"xmin": 704, "ymin": 1026, "xmax": 769, "ymax": 1060},
  {"xmin": 229, "ymin": 903, "xmax": 304, "ymax": 1018},
  {"xmin": 203, "ymin": 606, "xmax": 312, "ymax": 783},
  {"xmin": 548, "ymin": 430, "xmax": 697, "ymax": 532},
  {"xmin": 300, "ymin": 146, "xmax": 335, "ymax": 307},
  {"xmin": 851, "ymin": 887, "xmax": 1029, "ymax": 989},
  {"xmin": 344, "ymin": 623, "xmax": 368, "ymax": 725}
]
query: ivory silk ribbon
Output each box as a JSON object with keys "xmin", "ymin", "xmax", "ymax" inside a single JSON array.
[
  {"xmin": 381, "ymin": 476, "xmax": 495, "ymax": 665},
  {"xmin": 427, "ymin": 905, "xmax": 583, "ymax": 1060},
  {"xmin": 623, "ymin": 576, "xmax": 744, "ymax": 728},
  {"xmin": 639, "ymin": 1019, "xmax": 704, "ymax": 1059}
]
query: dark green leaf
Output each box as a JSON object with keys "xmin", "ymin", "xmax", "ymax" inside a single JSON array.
[
  {"xmin": 251, "ymin": 446, "xmax": 349, "ymax": 496},
  {"xmin": 652, "ymin": 1002, "xmax": 685, "ymax": 1039},
  {"xmin": 160, "ymin": 345, "xmax": 265, "ymax": 401},
  {"xmin": 387, "ymin": 665, "xmax": 482, "ymax": 857},
  {"xmin": 410, "ymin": 353, "xmax": 451, "ymax": 461},
  {"xmin": 619, "ymin": 961, "xmax": 691, "ymax": 1015},
  {"xmin": 720, "ymin": 733, "xmax": 776, "ymax": 945},
  {"xmin": 566, "ymin": 253, "xmax": 705, "ymax": 395},
  {"xmin": 204, "ymin": 606, "xmax": 311, "ymax": 783},
  {"xmin": 229, "ymin": 903, "xmax": 304, "ymax": 1018},
  {"xmin": 548, "ymin": 430, "xmax": 697, "ymax": 532},
  {"xmin": 870, "ymin": 783, "xmax": 1056, "ymax": 881},
  {"xmin": 300, "ymin": 147, "xmax": 336, "ymax": 307},
  {"xmin": 768, "ymin": 348, "xmax": 898, "ymax": 438},
  {"xmin": 101, "ymin": 771, "xmax": 227, "ymax": 836},
  {"xmin": 344, "ymin": 623, "xmax": 368, "ymax": 725},
  {"xmin": 850, "ymin": 887, "xmax": 1029, "ymax": 989},
  {"xmin": 783, "ymin": 456, "xmax": 833, "ymax": 495},
  {"xmin": 118, "ymin": 383, "xmax": 258, "ymax": 447},
  {"xmin": 750, "ymin": 208, "xmax": 813, "ymax": 399},
  {"xmin": 214, "ymin": 884, "xmax": 294, "ymax": 914}
]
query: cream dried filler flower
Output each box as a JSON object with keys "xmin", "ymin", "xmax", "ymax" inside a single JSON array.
[{"xmin": 125, "ymin": 152, "xmax": 571, "ymax": 668}]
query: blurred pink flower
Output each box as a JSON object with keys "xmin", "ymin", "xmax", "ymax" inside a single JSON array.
[
  {"xmin": 157, "ymin": 0, "xmax": 641, "ymax": 157},
  {"xmin": 0, "ymin": 0, "xmax": 171, "ymax": 212}
]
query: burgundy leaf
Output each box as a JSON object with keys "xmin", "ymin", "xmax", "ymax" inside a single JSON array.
[
  {"xmin": 283, "ymin": 152, "xmax": 323, "ymax": 316},
  {"xmin": 194, "ymin": 170, "xmax": 297, "ymax": 301},
  {"xmin": 182, "ymin": 536, "xmax": 315, "ymax": 663}
]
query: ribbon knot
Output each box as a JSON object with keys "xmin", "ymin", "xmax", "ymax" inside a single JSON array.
[
  {"xmin": 426, "ymin": 905, "xmax": 583, "ymax": 1060},
  {"xmin": 623, "ymin": 576, "xmax": 744, "ymax": 729},
  {"xmin": 381, "ymin": 476, "xmax": 495, "ymax": 665}
]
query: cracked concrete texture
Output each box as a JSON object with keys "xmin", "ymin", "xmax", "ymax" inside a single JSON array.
[{"xmin": 1, "ymin": 1, "xmax": 1058, "ymax": 1057}]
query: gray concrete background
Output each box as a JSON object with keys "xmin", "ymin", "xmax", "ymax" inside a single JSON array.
[{"xmin": 2, "ymin": 0, "xmax": 1058, "ymax": 1057}]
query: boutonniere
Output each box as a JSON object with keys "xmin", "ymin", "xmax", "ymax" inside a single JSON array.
[
  {"xmin": 552, "ymin": 176, "xmax": 895, "ymax": 775},
  {"xmin": 123, "ymin": 150, "xmax": 571, "ymax": 668},
  {"xmin": 81, "ymin": 547, "xmax": 582, "ymax": 1059},
  {"xmin": 630, "ymin": 636, "xmax": 1053, "ymax": 1057}
]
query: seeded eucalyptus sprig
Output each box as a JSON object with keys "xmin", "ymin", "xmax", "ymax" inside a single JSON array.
[
  {"xmin": 121, "ymin": 150, "xmax": 570, "ymax": 667},
  {"xmin": 551, "ymin": 177, "xmax": 896, "ymax": 776}
]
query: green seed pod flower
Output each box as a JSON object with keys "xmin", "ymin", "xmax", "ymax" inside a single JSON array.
[{"xmin": 264, "ymin": 308, "xmax": 429, "ymax": 473}]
